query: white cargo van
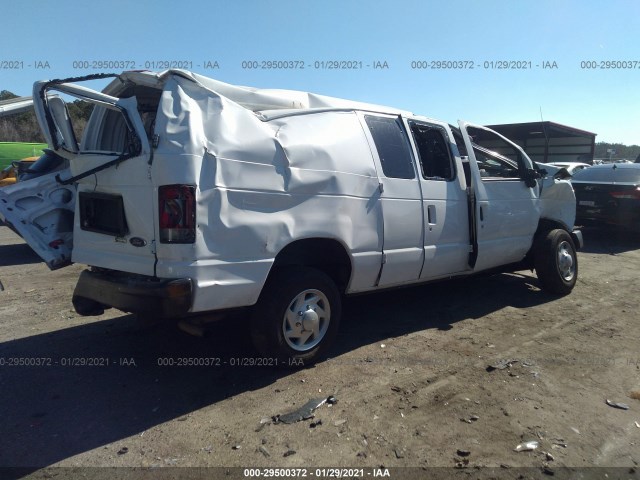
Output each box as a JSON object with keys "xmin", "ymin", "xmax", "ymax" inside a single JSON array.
[{"xmin": 0, "ymin": 70, "xmax": 582, "ymax": 363}]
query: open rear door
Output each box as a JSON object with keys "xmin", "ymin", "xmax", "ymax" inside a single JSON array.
[
  {"xmin": 0, "ymin": 75, "xmax": 152, "ymax": 272},
  {"xmin": 0, "ymin": 94, "xmax": 74, "ymax": 269},
  {"xmin": 0, "ymin": 172, "xmax": 75, "ymax": 269}
]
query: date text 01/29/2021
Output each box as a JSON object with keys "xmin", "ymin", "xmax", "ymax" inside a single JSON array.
[
  {"xmin": 155, "ymin": 357, "xmax": 303, "ymax": 367},
  {"xmin": 242, "ymin": 467, "xmax": 391, "ymax": 477}
]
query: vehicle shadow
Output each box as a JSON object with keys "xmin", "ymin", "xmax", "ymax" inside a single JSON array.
[
  {"xmin": 0, "ymin": 270, "xmax": 556, "ymax": 473},
  {"xmin": 0, "ymin": 243, "xmax": 42, "ymax": 267},
  {"xmin": 336, "ymin": 270, "xmax": 556, "ymax": 352},
  {"xmin": 0, "ymin": 313, "xmax": 278, "ymax": 472},
  {"xmin": 578, "ymin": 225, "xmax": 640, "ymax": 255}
]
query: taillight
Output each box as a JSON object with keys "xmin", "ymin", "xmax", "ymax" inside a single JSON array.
[
  {"xmin": 158, "ymin": 185, "xmax": 196, "ymax": 243},
  {"xmin": 609, "ymin": 187, "xmax": 640, "ymax": 200}
]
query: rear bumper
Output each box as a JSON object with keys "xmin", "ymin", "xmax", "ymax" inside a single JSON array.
[{"xmin": 73, "ymin": 269, "xmax": 193, "ymax": 317}]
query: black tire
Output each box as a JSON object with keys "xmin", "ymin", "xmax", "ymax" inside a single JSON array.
[
  {"xmin": 250, "ymin": 267, "xmax": 341, "ymax": 366},
  {"xmin": 72, "ymin": 295, "xmax": 105, "ymax": 316},
  {"xmin": 534, "ymin": 229, "xmax": 578, "ymax": 295}
]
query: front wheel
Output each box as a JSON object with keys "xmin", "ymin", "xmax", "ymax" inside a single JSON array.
[
  {"xmin": 250, "ymin": 267, "xmax": 341, "ymax": 366},
  {"xmin": 534, "ymin": 229, "xmax": 578, "ymax": 295}
]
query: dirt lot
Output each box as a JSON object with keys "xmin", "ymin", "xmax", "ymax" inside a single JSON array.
[{"xmin": 1, "ymin": 223, "xmax": 640, "ymax": 479}]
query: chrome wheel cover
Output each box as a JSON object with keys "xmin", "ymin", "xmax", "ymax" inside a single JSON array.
[
  {"xmin": 282, "ymin": 289, "xmax": 330, "ymax": 352},
  {"xmin": 557, "ymin": 240, "xmax": 576, "ymax": 282}
]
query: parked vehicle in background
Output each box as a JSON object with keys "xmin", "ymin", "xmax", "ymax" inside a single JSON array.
[
  {"xmin": 0, "ymin": 151, "xmax": 67, "ymax": 186},
  {"xmin": 0, "ymin": 156, "xmax": 37, "ymax": 187},
  {"xmin": 546, "ymin": 162, "xmax": 591, "ymax": 176},
  {"xmin": 572, "ymin": 163, "xmax": 640, "ymax": 230},
  {"xmin": 0, "ymin": 70, "xmax": 583, "ymax": 364},
  {"xmin": 17, "ymin": 149, "xmax": 67, "ymax": 182}
]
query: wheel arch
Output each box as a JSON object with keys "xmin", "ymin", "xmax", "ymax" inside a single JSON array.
[
  {"xmin": 268, "ymin": 237, "xmax": 353, "ymax": 294},
  {"xmin": 523, "ymin": 218, "xmax": 572, "ymax": 269},
  {"xmin": 536, "ymin": 217, "xmax": 571, "ymax": 235}
]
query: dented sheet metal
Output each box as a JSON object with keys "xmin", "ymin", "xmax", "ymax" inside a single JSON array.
[
  {"xmin": 150, "ymin": 73, "xmax": 384, "ymax": 311},
  {"xmin": 539, "ymin": 175, "xmax": 577, "ymax": 229}
]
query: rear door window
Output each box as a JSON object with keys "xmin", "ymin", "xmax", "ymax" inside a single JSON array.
[
  {"xmin": 409, "ymin": 122, "xmax": 455, "ymax": 180},
  {"xmin": 364, "ymin": 115, "xmax": 415, "ymax": 179}
]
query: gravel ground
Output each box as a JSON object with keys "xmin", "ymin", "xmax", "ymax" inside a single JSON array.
[{"xmin": 1, "ymin": 223, "xmax": 639, "ymax": 479}]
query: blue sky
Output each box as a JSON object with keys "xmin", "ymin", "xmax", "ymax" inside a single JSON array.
[{"xmin": 2, "ymin": 0, "xmax": 639, "ymax": 144}]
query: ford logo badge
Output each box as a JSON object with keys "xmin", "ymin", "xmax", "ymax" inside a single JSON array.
[{"xmin": 129, "ymin": 237, "xmax": 147, "ymax": 247}]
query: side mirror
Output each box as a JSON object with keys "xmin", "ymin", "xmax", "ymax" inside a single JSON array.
[{"xmin": 524, "ymin": 168, "xmax": 541, "ymax": 188}]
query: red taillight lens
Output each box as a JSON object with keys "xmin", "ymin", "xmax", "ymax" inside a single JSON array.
[
  {"xmin": 158, "ymin": 185, "xmax": 196, "ymax": 243},
  {"xmin": 609, "ymin": 187, "xmax": 640, "ymax": 200}
]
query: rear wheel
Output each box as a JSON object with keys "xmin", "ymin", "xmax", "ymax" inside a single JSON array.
[
  {"xmin": 534, "ymin": 229, "xmax": 578, "ymax": 295},
  {"xmin": 250, "ymin": 267, "xmax": 341, "ymax": 366}
]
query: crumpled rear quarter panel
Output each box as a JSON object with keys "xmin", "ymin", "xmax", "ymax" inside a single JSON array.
[{"xmin": 152, "ymin": 75, "xmax": 383, "ymax": 311}]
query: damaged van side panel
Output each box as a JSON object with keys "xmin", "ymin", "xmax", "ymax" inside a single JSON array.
[{"xmin": 150, "ymin": 76, "xmax": 384, "ymax": 311}]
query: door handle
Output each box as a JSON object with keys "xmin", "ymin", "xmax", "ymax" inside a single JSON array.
[
  {"xmin": 479, "ymin": 205, "xmax": 484, "ymax": 221},
  {"xmin": 427, "ymin": 205, "xmax": 436, "ymax": 224}
]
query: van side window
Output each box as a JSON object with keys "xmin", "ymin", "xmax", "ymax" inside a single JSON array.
[
  {"xmin": 364, "ymin": 115, "xmax": 415, "ymax": 179},
  {"xmin": 410, "ymin": 123, "xmax": 455, "ymax": 180},
  {"xmin": 466, "ymin": 126, "xmax": 526, "ymax": 180},
  {"xmin": 473, "ymin": 145, "xmax": 520, "ymax": 179}
]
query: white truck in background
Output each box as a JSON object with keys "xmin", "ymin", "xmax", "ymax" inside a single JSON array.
[{"xmin": 0, "ymin": 70, "xmax": 582, "ymax": 364}]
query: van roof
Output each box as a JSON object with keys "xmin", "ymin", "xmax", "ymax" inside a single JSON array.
[{"xmin": 110, "ymin": 69, "xmax": 416, "ymax": 118}]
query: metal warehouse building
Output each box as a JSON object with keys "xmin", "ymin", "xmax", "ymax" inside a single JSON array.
[{"xmin": 486, "ymin": 121, "xmax": 597, "ymax": 165}]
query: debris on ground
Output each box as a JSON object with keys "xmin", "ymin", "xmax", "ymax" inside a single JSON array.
[
  {"xmin": 117, "ymin": 447, "xmax": 128, "ymax": 455},
  {"xmin": 456, "ymin": 449, "xmax": 471, "ymax": 457},
  {"xmin": 276, "ymin": 397, "xmax": 331, "ymax": 424},
  {"xmin": 283, "ymin": 450, "xmax": 296, "ymax": 457},
  {"xmin": 635, "ymin": 421, "xmax": 640, "ymax": 428},
  {"xmin": 514, "ymin": 440, "xmax": 539, "ymax": 452},
  {"xmin": 255, "ymin": 417, "xmax": 272, "ymax": 432},
  {"xmin": 394, "ymin": 448, "xmax": 406, "ymax": 459},
  {"xmin": 606, "ymin": 399, "xmax": 630, "ymax": 410},
  {"xmin": 461, "ymin": 415, "xmax": 479, "ymax": 423},
  {"xmin": 629, "ymin": 390, "xmax": 640, "ymax": 400},
  {"xmin": 545, "ymin": 452, "xmax": 555, "ymax": 461},
  {"xmin": 310, "ymin": 419, "xmax": 322, "ymax": 428},
  {"xmin": 259, "ymin": 446, "xmax": 270, "ymax": 457},
  {"xmin": 542, "ymin": 466, "xmax": 554, "ymax": 475},
  {"xmin": 334, "ymin": 419, "xmax": 347, "ymax": 426},
  {"xmin": 487, "ymin": 359, "xmax": 519, "ymax": 371}
]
